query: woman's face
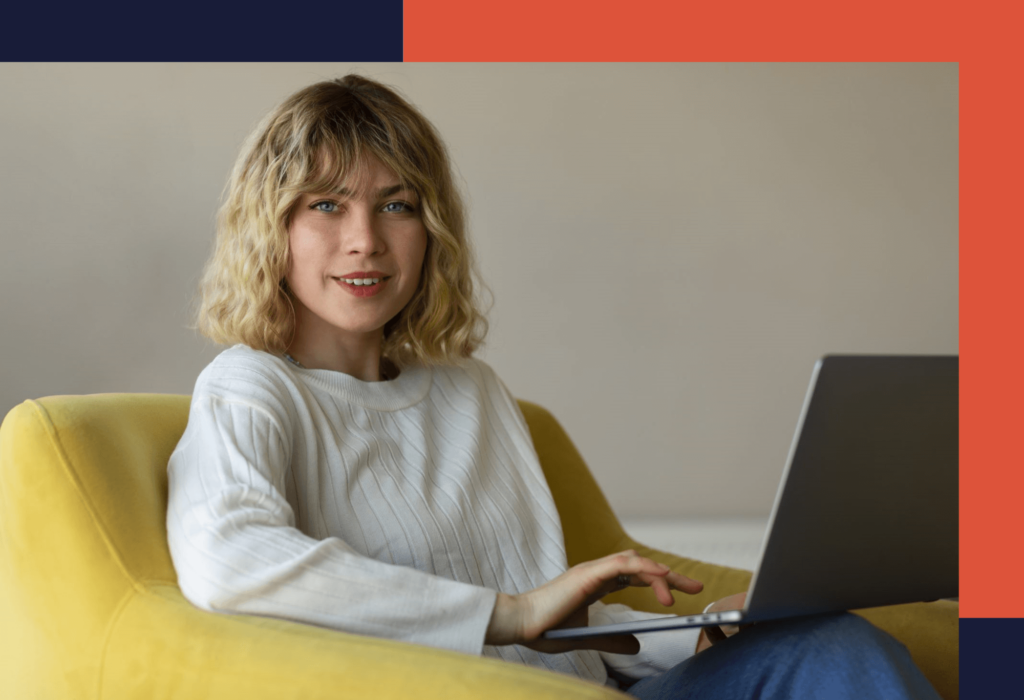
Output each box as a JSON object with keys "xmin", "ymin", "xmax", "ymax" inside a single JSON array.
[{"xmin": 284, "ymin": 155, "xmax": 428, "ymax": 353}]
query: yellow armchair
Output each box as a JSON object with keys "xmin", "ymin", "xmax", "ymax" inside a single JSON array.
[{"xmin": 0, "ymin": 394, "xmax": 957, "ymax": 699}]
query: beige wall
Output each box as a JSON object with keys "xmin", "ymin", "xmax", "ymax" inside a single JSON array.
[{"xmin": 0, "ymin": 63, "xmax": 958, "ymax": 518}]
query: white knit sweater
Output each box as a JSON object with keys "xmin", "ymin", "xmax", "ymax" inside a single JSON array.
[{"xmin": 166, "ymin": 345, "xmax": 699, "ymax": 685}]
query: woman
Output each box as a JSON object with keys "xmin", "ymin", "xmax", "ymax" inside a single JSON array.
[{"xmin": 166, "ymin": 74, "xmax": 940, "ymax": 698}]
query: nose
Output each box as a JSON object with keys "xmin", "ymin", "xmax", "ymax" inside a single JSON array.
[{"xmin": 341, "ymin": 206, "xmax": 385, "ymax": 256}]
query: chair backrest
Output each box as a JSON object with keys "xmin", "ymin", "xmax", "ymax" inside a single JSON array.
[{"xmin": 0, "ymin": 393, "xmax": 629, "ymax": 696}]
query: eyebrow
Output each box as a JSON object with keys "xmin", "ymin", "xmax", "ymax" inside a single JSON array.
[{"xmin": 330, "ymin": 183, "xmax": 412, "ymax": 198}]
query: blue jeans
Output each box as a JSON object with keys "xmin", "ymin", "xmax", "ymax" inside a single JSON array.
[{"xmin": 625, "ymin": 613, "xmax": 941, "ymax": 700}]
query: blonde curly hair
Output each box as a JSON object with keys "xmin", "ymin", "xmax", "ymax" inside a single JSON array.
[{"xmin": 194, "ymin": 74, "xmax": 488, "ymax": 366}]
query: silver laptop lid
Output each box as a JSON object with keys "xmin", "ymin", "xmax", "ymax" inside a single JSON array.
[{"xmin": 743, "ymin": 355, "xmax": 958, "ymax": 622}]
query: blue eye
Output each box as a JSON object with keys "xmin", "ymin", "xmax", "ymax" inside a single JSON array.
[
  {"xmin": 310, "ymin": 200, "xmax": 338, "ymax": 213},
  {"xmin": 382, "ymin": 201, "xmax": 415, "ymax": 214}
]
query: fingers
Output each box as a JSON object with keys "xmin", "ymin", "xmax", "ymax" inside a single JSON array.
[
  {"xmin": 704, "ymin": 591, "xmax": 747, "ymax": 618},
  {"xmin": 600, "ymin": 550, "xmax": 669, "ymax": 575},
  {"xmin": 646, "ymin": 574, "xmax": 675, "ymax": 606},
  {"xmin": 593, "ymin": 550, "xmax": 703, "ymax": 607},
  {"xmin": 666, "ymin": 570, "xmax": 705, "ymax": 594},
  {"xmin": 513, "ymin": 552, "xmax": 706, "ymax": 650},
  {"xmin": 641, "ymin": 570, "xmax": 703, "ymax": 600},
  {"xmin": 600, "ymin": 550, "xmax": 698, "ymax": 582},
  {"xmin": 695, "ymin": 590, "xmax": 752, "ymax": 653}
]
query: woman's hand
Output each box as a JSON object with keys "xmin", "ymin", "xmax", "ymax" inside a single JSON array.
[
  {"xmin": 694, "ymin": 591, "xmax": 748, "ymax": 654},
  {"xmin": 485, "ymin": 550, "xmax": 704, "ymax": 655}
]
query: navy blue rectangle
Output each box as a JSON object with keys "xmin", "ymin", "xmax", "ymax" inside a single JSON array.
[
  {"xmin": 3, "ymin": 0, "xmax": 403, "ymax": 61},
  {"xmin": 962, "ymin": 618, "xmax": 1021, "ymax": 695}
]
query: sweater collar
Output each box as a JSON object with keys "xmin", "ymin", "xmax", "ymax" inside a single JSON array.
[{"xmin": 287, "ymin": 361, "xmax": 433, "ymax": 411}]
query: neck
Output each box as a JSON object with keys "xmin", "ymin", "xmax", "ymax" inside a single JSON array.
[
  {"xmin": 285, "ymin": 346, "xmax": 387, "ymax": 382},
  {"xmin": 287, "ymin": 310, "xmax": 388, "ymax": 382}
]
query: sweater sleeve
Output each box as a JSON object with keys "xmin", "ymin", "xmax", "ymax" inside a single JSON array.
[
  {"xmin": 166, "ymin": 393, "xmax": 498, "ymax": 656},
  {"xmin": 589, "ymin": 601, "xmax": 701, "ymax": 679}
]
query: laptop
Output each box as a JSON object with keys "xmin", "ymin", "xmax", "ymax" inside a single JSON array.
[{"xmin": 543, "ymin": 354, "xmax": 958, "ymax": 640}]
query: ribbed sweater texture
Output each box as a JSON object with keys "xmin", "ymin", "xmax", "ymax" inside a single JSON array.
[{"xmin": 166, "ymin": 345, "xmax": 699, "ymax": 684}]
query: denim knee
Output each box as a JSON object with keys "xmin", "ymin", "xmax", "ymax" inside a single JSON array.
[
  {"xmin": 720, "ymin": 613, "xmax": 930, "ymax": 698},
  {"xmin": 745, "ymin": 612, "xmax": 911, "ymax": 664},
  {"xmin": 783, "ymin": 612, "xmax": 909, "ymax": 656},
  {"xmin": 626, "ymin": 613, "xmax": 939, "ymax": 700}
]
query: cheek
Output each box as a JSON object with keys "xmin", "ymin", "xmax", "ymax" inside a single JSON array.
[
  {"xmin": 285, "ymin": 229, "xmax": 327, "ymax": 284},
  {"xmin": 408, "ymin": 233, "xmax": 429, "ymax": 289},
  {"xmin": 282, "ymin": 242, "xmax": 301, "ymax": 285}
]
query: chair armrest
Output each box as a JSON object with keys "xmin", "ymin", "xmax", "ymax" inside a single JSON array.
[
  {"xmin": 103, "ymin": 585, "xmax": 626, "ymax": 700},
  {"xmin": 854, "ymin": 600, "xmax": 959, "ymax": 700}
]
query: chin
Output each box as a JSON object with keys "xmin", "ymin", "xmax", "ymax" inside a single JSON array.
[{"xmin": 327, "ymin": 318, "xmax": 391, "ymax": 335}]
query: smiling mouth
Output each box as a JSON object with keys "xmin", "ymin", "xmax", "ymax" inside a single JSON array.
[
  {"xmin": 333, "ymin": 276, "xmax": 390, "ymax": 297},
  {"xmin": 337, "ymin": 277, "xmax": 383, "ymax": 286}
]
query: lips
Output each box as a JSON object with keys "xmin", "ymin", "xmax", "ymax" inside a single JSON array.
[
  {"xmin": 337, "ymin": 271, "xmax": 389, "ymax": 279},
  {"xmin": 333, "ymin": 274, "xmax": 390, "ymax": 298}
]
